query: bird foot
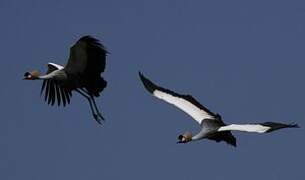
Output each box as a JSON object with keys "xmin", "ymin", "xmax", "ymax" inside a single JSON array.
[
  {"xmin": 97, "ymin": 112, "xmax": 105, "ymax": 121},
  {"xmin": 93, "ymin": 114, "xmax": 104, "ymax": 125}
]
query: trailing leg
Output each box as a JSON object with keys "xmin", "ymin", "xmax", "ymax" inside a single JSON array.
[{"xmin": 75, "ymin": 89, "xmax": 103, "ymax": 124}]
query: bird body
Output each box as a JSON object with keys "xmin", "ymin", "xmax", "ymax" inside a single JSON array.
[
  {"xmin": 24, "ymin": 36, "xmax": 108, "ymax": 124},
  {"xmin": 139, "ymin": 72, "xmax": 299, "ymax": 147}
]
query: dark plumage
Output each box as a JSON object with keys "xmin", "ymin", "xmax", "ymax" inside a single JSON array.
[
  {"xmin": 65, "ymin": 36, "xmax": 107, "ymax": 96},
  {"xmin": 261, "ymin": 122, "xmax": 299, "ymax": 133},
  {"xmin": 25, "ymin": 36, "xmax": 108, "ymax": 124}
]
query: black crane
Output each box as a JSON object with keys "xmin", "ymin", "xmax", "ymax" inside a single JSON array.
[{"xmin": 24, "ymin": 36, "xmax": 108, "ymax": 124}]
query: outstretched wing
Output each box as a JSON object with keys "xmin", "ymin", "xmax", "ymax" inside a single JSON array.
[
  {"xmin": 218, "ymin": 122, "xmax": 299, "ymax": 133},
  {"xmin": 139, "ymin": 72, "xmax": 218, "ymax": 125},
  {"xmin": 40, "ymin": 63, "xmax": 72, "ymax": 106},
  {"xmin": 64, "ymin": 36, "xmax": 107, "ymax": 76}
]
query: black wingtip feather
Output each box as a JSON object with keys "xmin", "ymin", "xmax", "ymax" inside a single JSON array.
[
  {"xmin": 55, "ymin": 84, "xmax": 61, "ymax": 106},
  {"xmin": 41, "ymin": 80, "xmax": 46, "ymax": 96},
  {"xmin": 261, "ymin": 122, "xmax": 300, "ymax": 133},
  {"xmin": 78, "ymin": 35, "xmax": 108, "ymax": 54},
  {"xmin": 46, "ymin": 80, "xmax": 55, "ymax": 106},
  {"xmin": 64, "ymin": 89, "xmax": 71, "ymax": 104},
  {"xmin": 45, "ymin": 80, "xmax": 50, "ymax": 102},
  {"xmin": 60, "ymin": 88, "xmax": 67, "ymax": 107},
  {"xmin": 139, "ymin": 72, "xmax": 158, "ymax": 94},
  {"xmin": 289, "ymin": 123, "xmax": 300, "ymax": 128}
]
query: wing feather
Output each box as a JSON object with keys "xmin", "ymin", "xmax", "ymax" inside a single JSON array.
[
  {"xmin": 49, "ymin": 81, "xmax": 56, "ymax": 105},
  {"xmin": 47, "ymin": 81, "xmax": 53, "ymax": 105},
  {"xmin": 218, "ymin": 122, "xmax": 299, "ymax": 133},
  {"xmin": 139, "ymin": 72, "xmax": 217, "ymax": 125},
  {"xmin": 40, "ymin": 63, "xmax": 66, "ymax": 106},
  {"xmin": 60, "ymin": 87, "xmax": 67, "ymax": 106},
  {"xmin": 64, "ymin": 36, "xmax": 107, "ymax": 75},
  {"xmin": 45, "ymin": 80, "xmax": 50, "ymax": 102},
  {"xmin": 55, "ymin": 84, "xmax": 61, "ymax": 106},
  {"xmin": 64, "ymin": 89, "xmax": 71, "ymax": 104},
  {"xmin": 41, "ymin": 80, "xmax": 46, "ymax": 96}
]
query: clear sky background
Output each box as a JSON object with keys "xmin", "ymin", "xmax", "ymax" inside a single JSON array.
[{"xmin": 1, "ymin": 0, "xmax": 305, "ymax": 179}]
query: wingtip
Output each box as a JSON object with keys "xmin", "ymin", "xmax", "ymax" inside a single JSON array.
[
  {"xmin": 138, "ymin": 72, "xmax": 157, "ymax": 94},
  {"xmin": 138, "ymin": 71, "xmax": 144, "ymax": 80},
  {"xmin": 290, "ymin": 123, "xmax": 300, "ymax": 128},
  {"xmin": 77, "ymin": 35, "xmax": 108, "ymax": 54}
]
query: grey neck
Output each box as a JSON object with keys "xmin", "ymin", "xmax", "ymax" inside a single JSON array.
[
  {"xmin": 191, "ymin": 130, "xmax": 206, "ymax": 141},
  {"xmin": 39, "ymin": 69, "xmax": 67, "ymax": 80}
]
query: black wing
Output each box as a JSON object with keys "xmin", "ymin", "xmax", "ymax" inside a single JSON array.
[
  {"xmin": 40, "ymin": 63, "xmax": 72, "ymax": 106},
  {"xmin": 64, "ymin": 36, "xmax": 107, "ymax": 76},
  {"xmin": 64, "ymin": 36, "xmax": 108, "ymax": 96}
]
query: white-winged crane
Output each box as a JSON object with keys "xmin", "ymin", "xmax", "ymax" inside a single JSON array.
[
  {"xmin": 24, "ymin": 36, "xmax": 108, "ymax": 124},
  {"xmin": 139, "ymin": 72, "xmax": 299, "ymax": 146}
]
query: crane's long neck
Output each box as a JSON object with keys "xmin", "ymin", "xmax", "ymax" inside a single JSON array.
[
  {"xmin": 191, "ymin": 130, "xmax": 206, "ymax": 141},
  {"xmin": 39, "ymin": 69, "xmax": 67, "ymax": 80},
  {"xmin": 38, "ymin": 73, "xmax": 54, "ymax": 79}
]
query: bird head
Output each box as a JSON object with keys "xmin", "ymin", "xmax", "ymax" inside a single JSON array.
[
  {"xmin": 23, "ymin": 70, "xmax": 41, "ymax": 80},
  {"xmin": 177, "ymin": 132, "xmax": 192, "ymax": 143}
]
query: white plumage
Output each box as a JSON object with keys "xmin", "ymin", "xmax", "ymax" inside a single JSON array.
[
  {"xmin": 48, "ymin": 62, "xmax": 64, "ymax": 70},
  {"xmin": 153, "ymin": 90, "xmax": 214, "ymax": 124},
  {"xmin": 218, "ymin": 124, "xmax": 271, "ymax": 133}
]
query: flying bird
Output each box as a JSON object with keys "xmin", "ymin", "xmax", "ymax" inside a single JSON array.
[
  {"xmin": 139, "ymin": 72, "xmax": 299, "ymax": 146},
  {"xmin": 24, "ymin": 36, "xmax": 108, "ymax": 124}
]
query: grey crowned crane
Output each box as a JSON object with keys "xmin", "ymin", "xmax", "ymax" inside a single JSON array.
[
  {"xmin": 24, "ymin": 36, "xmax": 108, "ymax": 124},
  {"xmin": 139, "ymin": 72, "xmax": 299, "ymax": 147}
]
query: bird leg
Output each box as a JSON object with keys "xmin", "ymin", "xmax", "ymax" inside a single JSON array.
[
  {"xmin": 75, "ymin": 89, "xmax": 103, "ymax": 125},
  {"xmin": 79, "ymin": 88, "xmax": 105, "ymax": 121},
  {"xmin": 90, "ymin": 95, "xmax": 105, "ymax": 121}
]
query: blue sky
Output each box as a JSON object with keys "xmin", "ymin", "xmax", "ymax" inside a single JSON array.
[{"xmin": 1, "ymin": 0, "xmax": 305, "ymax": 179}]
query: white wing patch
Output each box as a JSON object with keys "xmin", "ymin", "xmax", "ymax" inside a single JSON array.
[
  {"xmin": 48, "ymin": 62, "xmax": 64, "ymax": 70},
  {"xmin": 153, "ymin": 90, "xmax": 215, "ymax": 124},
  {"xmin": 218, "ymin": 124, "xmax": 271, "ymax": 133}
]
